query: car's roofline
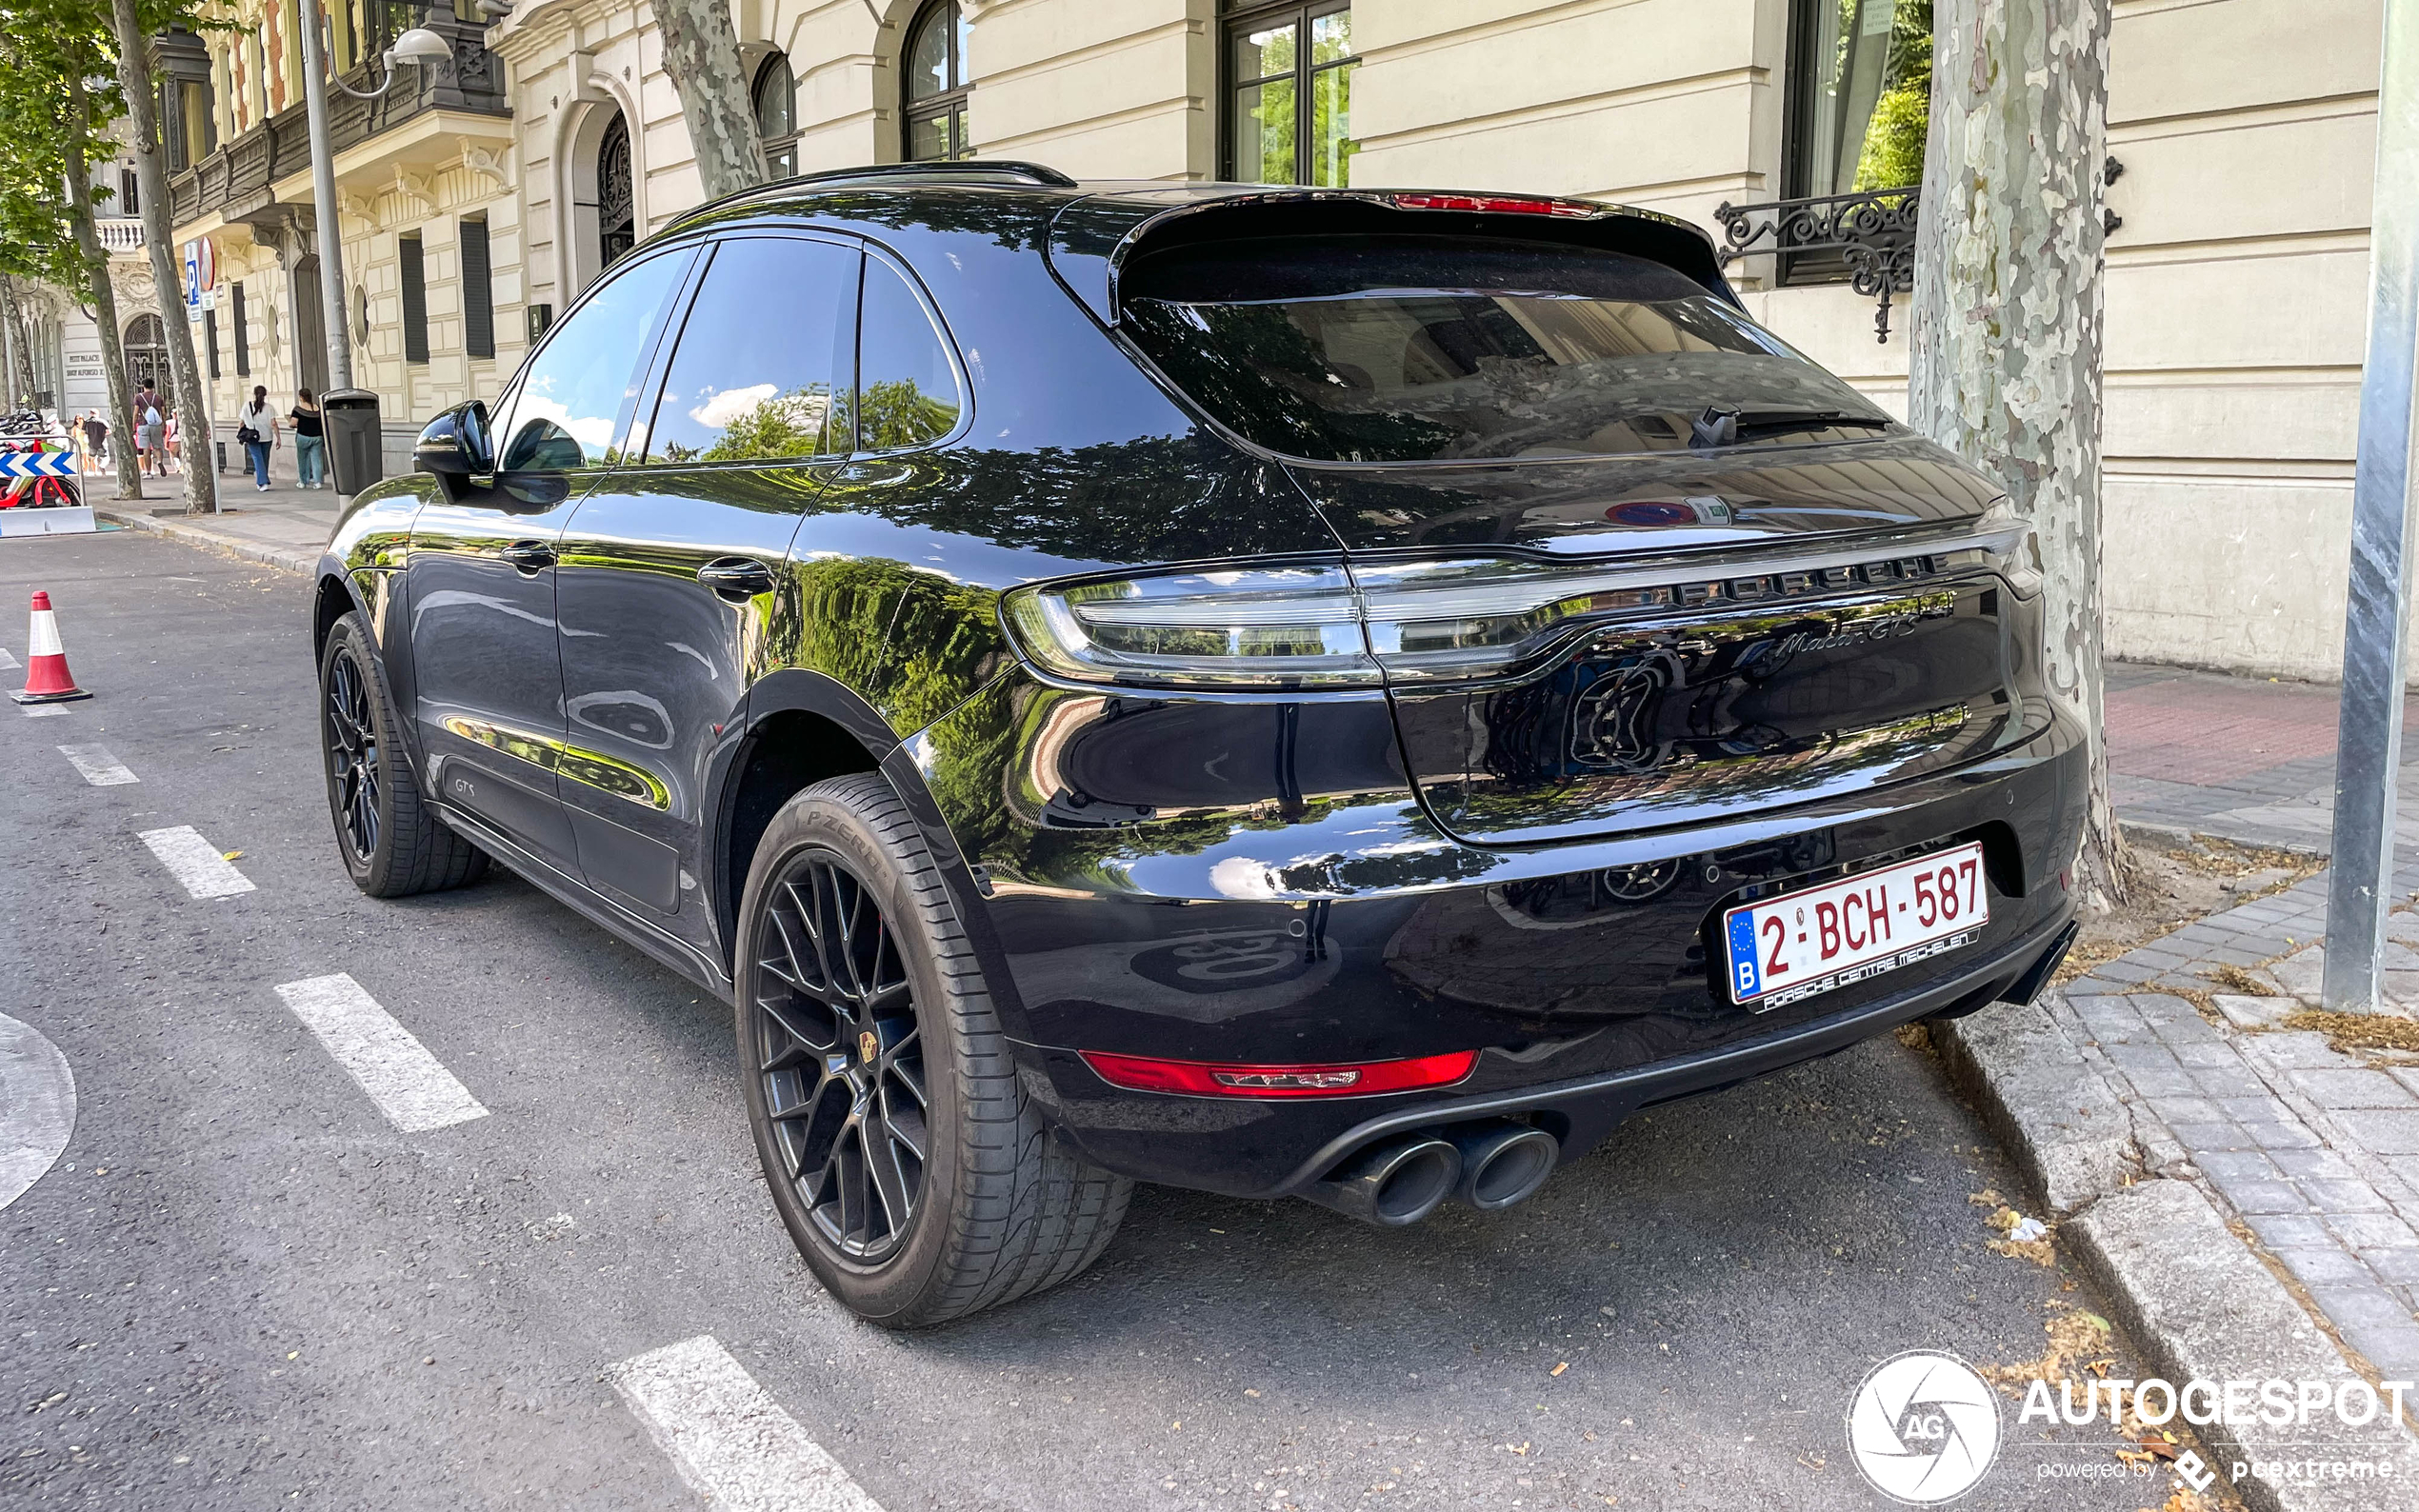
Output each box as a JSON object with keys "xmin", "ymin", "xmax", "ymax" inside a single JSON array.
[{"xmin": 663, "ymin": 164, "xmax": 1709, "ymax": 250}]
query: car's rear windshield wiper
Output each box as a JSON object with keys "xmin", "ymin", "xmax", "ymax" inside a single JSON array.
[{"xmin": 1690, "ymin": 407, "xmax": 1895, "ymax": 448}]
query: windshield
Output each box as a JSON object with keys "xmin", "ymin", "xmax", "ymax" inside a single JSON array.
[{"xmin": 1118, "ymin": 234, "xmax": 1894, "ymax": 464}]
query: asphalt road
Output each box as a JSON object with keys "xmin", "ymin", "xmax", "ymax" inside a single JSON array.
[{"xmin": 2, "ymin": 529, "xmax": 2173, "ymax": 1511}]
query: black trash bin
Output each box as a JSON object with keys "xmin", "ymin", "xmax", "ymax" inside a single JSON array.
[{"xmin": 322, "ymin": 388, "xmax": 383, "ymax": 496}]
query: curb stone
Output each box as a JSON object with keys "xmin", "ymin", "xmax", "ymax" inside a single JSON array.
[
  {"xmin": 1934, "ymin": 996, "xmax": 2139, "ymax": 1213},
  {"xmin": 2067, "ymin": 1179, "xmax": 2419, "ymax": 1512},
  {"xmin": 95, "ymin": 507, "xmax": 314, "ymax": 577}
]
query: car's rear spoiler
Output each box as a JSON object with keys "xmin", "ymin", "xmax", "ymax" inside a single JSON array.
[{"xmin": 1044, "ymin": 186, "xmax": 1742, "ymax": 327}]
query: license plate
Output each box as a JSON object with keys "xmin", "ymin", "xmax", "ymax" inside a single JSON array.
[{"xmin": 1722, "ymin": 842, "xmax": 1989, "ymax": 1010}]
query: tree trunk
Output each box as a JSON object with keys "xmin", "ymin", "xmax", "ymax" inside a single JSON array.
[
  {"xmin": 62, "ymin": 62, "xmax": 142, "ymax": 502},
  {"xmin": 107, "ymin": 0, "xmax": 216, "ymax": 515},
  {"xmin": 1909, "ymin": 0, "xmax": 2137, "ymax": 909},
  {"xmin": 651, "ymin": 0, "xmax": 769, "ymax": 202},
  {"xmin": 0, "ymin": 279, "xmax": 37, "ymax": 405}
]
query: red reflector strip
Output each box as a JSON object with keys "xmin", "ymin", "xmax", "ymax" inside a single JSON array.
[
  {"xmin": 1388, "ymin": 192, "xmax": 1595, "ymax": 218},
  {"xmin": 1079, "ymin": 1049, "xmax": 1479, "ymax": 1099}
]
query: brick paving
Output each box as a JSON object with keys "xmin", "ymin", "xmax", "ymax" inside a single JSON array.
[
  {"xmin": 2105, "ymin": 661, "xmax": 2419, "ymax": 855},
  {"xmin": 2023, "ymin": 663, "xmax": 2419, "ymax": 1379}
]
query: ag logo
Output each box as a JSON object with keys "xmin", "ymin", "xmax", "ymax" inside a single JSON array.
[{"xmin": 1846, "ymin": 1350, "xmax": 2001, "ymax": 1503}]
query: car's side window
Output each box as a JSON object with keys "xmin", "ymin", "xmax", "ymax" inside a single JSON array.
[
  {"xmin": 637, "ymin": 237, "xmax": 858, "ymax": 466},
  {"xmin": 494, "ymin": 249, "xmax": 693, "ymax": 473},
  {"xmin": 851, "ymin": 256, "xmax": 964, "ymax": 453}
]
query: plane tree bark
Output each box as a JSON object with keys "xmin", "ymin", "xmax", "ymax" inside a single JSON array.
[
  {"xmin": 61, "ymin": 61, "xmax": 143, "ymax": 502},
  {"xmin": 651, "ymin": 0, "xmax": 769, "ymax": 202},
  {"xmin": 106, "ymin": 0, "xmax": 215, "ymax": 513},
  {"xmin": 1909, "ymin": 0, "xmax": 2139, "ymax": 907}
]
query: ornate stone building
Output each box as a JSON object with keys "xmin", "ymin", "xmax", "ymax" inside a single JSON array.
[{"xmin": 149, "ymin": 0, "xmax": 2381, "ymax": 679}]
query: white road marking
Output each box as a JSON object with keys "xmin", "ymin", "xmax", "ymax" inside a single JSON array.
[
  {"xmin": 136, "ymin": 826, "xmax": 255, "ymax": 899},
  {"xmin": 0, "ymin": 1013, "xmax": 76, "ymax": 1212},
  {"xmin": 611, "ymin": 1336, "xmax": 887, "ymax": 1512},
  {"xmin": 0, "ymin": 647, "xmax": 18, "ymax": 668},
  {"xmin": 272, "ymin": 974, "xmax": 488, "ymax": 1133},
  {"xmin": 20, "ymin": 704, "xmax": 66, "ymax": 718},
  {"xmin": 57, "ymin": 745, "xmax": 137, "ymax": 786}
]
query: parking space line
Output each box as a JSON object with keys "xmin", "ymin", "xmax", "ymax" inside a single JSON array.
[
  {"xmin": 136, "ymin": 826, "xmax": 254, "ymax": 898},
  {"xmin": 57, "ymin": 746, "xmax": 138, "ymax": 786},
  {"xmin": 610, "ymin": 1336, "xmax": 887, "ymax": 1512},
  {"xmin": 272, "ymin": 974, "xmax": 489, "ymax": 1133},
  {"xmin": 20, "ymin": 704, "xmax": 65, "ymax": 718}
]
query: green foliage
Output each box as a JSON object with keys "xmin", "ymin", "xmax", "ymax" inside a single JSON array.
[
  {"xmin": 0, "ymin": 2, "xmax": 123, "ymax": 298},
  {"xmin": 1851, "ymin": 0, "xmax": 1932, "ymax": 192},
  {"xmin": 854, "ymin": 378, "xmax": 957, "ymax": 451}
]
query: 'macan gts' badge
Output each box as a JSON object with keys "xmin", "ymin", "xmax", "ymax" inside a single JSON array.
[{"xmin": 858, "ymin": 1030, "xmax": 879, "ymax": 1064}]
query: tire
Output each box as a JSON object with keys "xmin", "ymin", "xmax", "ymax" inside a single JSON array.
[
  {"xmin": 318, "ymin": 611, "xmax": 487, "ymax": 898},
  {"xmin": 734, "ymin": 773, "xmax": 1130, "ymax": 1327}
]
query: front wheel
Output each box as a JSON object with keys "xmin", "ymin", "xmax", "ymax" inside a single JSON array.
[
  {"xmin": 318, "ymin": 611, "xmax": 486, "ymax": 898},
  {"xmin": 734, "ymin": 774, "xmax": 1130, "ymax": 1327}
]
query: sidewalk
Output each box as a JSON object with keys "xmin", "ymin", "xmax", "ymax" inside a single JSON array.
[{"xmin": 87, "ymin": 441, "xmax": 344, "ymax": 574}]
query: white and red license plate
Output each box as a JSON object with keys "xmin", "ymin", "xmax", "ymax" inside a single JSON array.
[{"xmin": 1722, "ymin": 842, "xmax": 1989, "ymax": 1010}]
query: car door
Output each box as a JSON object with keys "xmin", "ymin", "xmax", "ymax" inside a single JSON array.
[
  {"xmin": 405, "ymin": 245, "xmax": 697, "ymax": 873},
  {"xmin": 551, "ymin": 235, "xmax": 859, "ymax": 948}
]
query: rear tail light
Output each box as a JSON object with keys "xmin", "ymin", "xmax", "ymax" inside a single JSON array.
[
  {"xmin": 1389, "ymin": 192, "xmax": 1598, "ymax": 219},
  {"xmin": 1000, "ymin": 525, "xmax": 2040, "ymax": 692},
  {"xmin": 1080, "ymin": 1048, "xmax": 1478, "ymax": 1098},
  {"xmin": 1001, "ymin": 565, "xmax": 1378, "ymax": 688}
]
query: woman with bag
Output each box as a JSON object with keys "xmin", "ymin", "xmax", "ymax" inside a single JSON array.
[
  {"xmin": 236, "ymin": 385, "xmax": 278, "ymax": 491},
  {"xmin": 290, "ymin": 388, "xmax": 326, "ymax": 489}
]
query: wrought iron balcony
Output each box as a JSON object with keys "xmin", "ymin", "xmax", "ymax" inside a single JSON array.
[
  {"xmin": 1710, "ymin": 186, "xmax": 1920, "ymax": 345},
  {"xmin": 165, "ymin": 10, "xmax": 507, "ymax": 233}
]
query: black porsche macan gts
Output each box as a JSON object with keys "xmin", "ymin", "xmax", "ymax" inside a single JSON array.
[{"xmin": 311, "ymin": 161, "xmax": 2083, "ymax": 1326}]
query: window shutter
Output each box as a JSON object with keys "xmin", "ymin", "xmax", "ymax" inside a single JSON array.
[
  {"xmin": 400, "ymin": 234, "xmax": 429, "ymax": 364},
  {"xmin": 461, "ymin": 218, "xmax": 494, "ymax": 360},
  {"xmin": 205, "ymin": 304, "xmax": 220, "ymax": 379},
  {"xmin": 233, "ymin": 283, "xmax": 249, "ymax": 376}
]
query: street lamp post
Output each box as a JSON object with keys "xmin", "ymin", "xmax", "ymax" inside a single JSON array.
[{"xmin": 296, "ymin": 3, "xmax": 451, "ymax": 403}]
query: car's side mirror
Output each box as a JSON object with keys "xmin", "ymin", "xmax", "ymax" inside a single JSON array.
[{"xmin": 413, "ymin": 401, "xmax": 492, "ymax": 480}]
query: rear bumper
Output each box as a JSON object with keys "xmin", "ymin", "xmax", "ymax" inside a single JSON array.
[{"xmin": 902, "ymin": 671, "xmax": 2087, "ymax": 1197}]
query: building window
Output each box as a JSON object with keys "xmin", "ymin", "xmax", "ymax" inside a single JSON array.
[
  {"xmin": 461, "ymin": 217, "xmax": 495, "ymax": 360},
  {"xmin": 232, "ymin": 282, "xmax": 250, "ymax": 376},
  {"xmin": 754, "ymin": 53, "xmax": 798, "ymax": 177},
  {"xmin": 205, "ymin": 303, "xmax": 220, "ymax": 379},
  {"xmin": 903, "ymin": 0, "xmax": 971, "ymax": 163},
  {"xmin": 1223, "ymin": 3, "xmax": 1356, "ymax": 187},
  {"xmin": 1786, "ymin": 0, "xmax": 1932, "ymax": 200},
  {"xmin": 117, "ymin": 167, "xmax": 138, "ymax": 218},
  {"xmin": 399, "ymin": 233, "xmax": 429, "ymax": 364}
]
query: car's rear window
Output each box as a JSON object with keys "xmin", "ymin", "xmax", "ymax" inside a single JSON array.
[{"xmin": 1117, "ymin": 234, "xmax": 1892, "ymax": 463}]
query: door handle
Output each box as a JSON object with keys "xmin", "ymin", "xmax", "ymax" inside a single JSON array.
[
  {"xmin": 697, "ymin": 557, "xmax": 776, "ymax": 598},
  {"xmin": 498, "ymin": 540, "xmax": 555, "ymax": 572}
]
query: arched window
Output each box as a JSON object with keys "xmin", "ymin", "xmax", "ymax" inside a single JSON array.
[
  {"xmin": 753, "ymin": 53, "xmax": 798, "ymax": 178},
  {"xmin": 902, "ymin": 0, "xmax": 971, "ymax": 162},
  {"xmin": 596, "ymin": 111, "xmax": 634, "ymax": 269}
]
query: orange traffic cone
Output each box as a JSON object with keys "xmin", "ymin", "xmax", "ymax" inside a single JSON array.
[{"xmin": 11, "ymin": 591, "xmax": 91, "ymax": 705}]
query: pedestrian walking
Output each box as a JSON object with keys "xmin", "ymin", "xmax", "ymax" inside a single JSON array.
[
  {"xmin": 236, "ymin": 385, "xmax": 279, "ymax": 492},
  {"xmin": 164, "ymin": 409, "xmax": 181, "ymax": 474},
  {"xmin": 290, "ymin": 388, "xmax": 326, "ymax": 489},
  {"xmin": 135, "ymin": 385, "xmax": 164, "ymax": 477},
  {"xmin": 81, "ymin": 411, "xmax": 110, "ymax": 474}
]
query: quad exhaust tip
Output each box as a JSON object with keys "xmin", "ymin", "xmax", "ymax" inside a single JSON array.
[{"xmin": 1306, "ymin": 1120, "xmax": 1559, "ymax": 1226}]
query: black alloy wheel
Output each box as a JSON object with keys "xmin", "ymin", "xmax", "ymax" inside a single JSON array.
[
  {"xmin": 750, "ymin": 847, "xmax": 930, "ymax": 1263},
  {"xmin": 315, "ymin": 610, "xmax": 488, "ymax": 898},
  {"xmin": 325, "ymin": 647, "xmax": 381, "ymax": 863},
  {"xmin": 733, "ymin": 775, "xmax": 1130, "ymax": 1326}
]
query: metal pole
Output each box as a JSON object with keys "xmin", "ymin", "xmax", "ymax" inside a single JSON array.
[
  {"xmin": 2325, "ymin": 0, "xmax": 2419, "ymax": 1012},
  {"xmin": 298, "ymin": 0, "xmax": 354, "ymax": 397}
]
